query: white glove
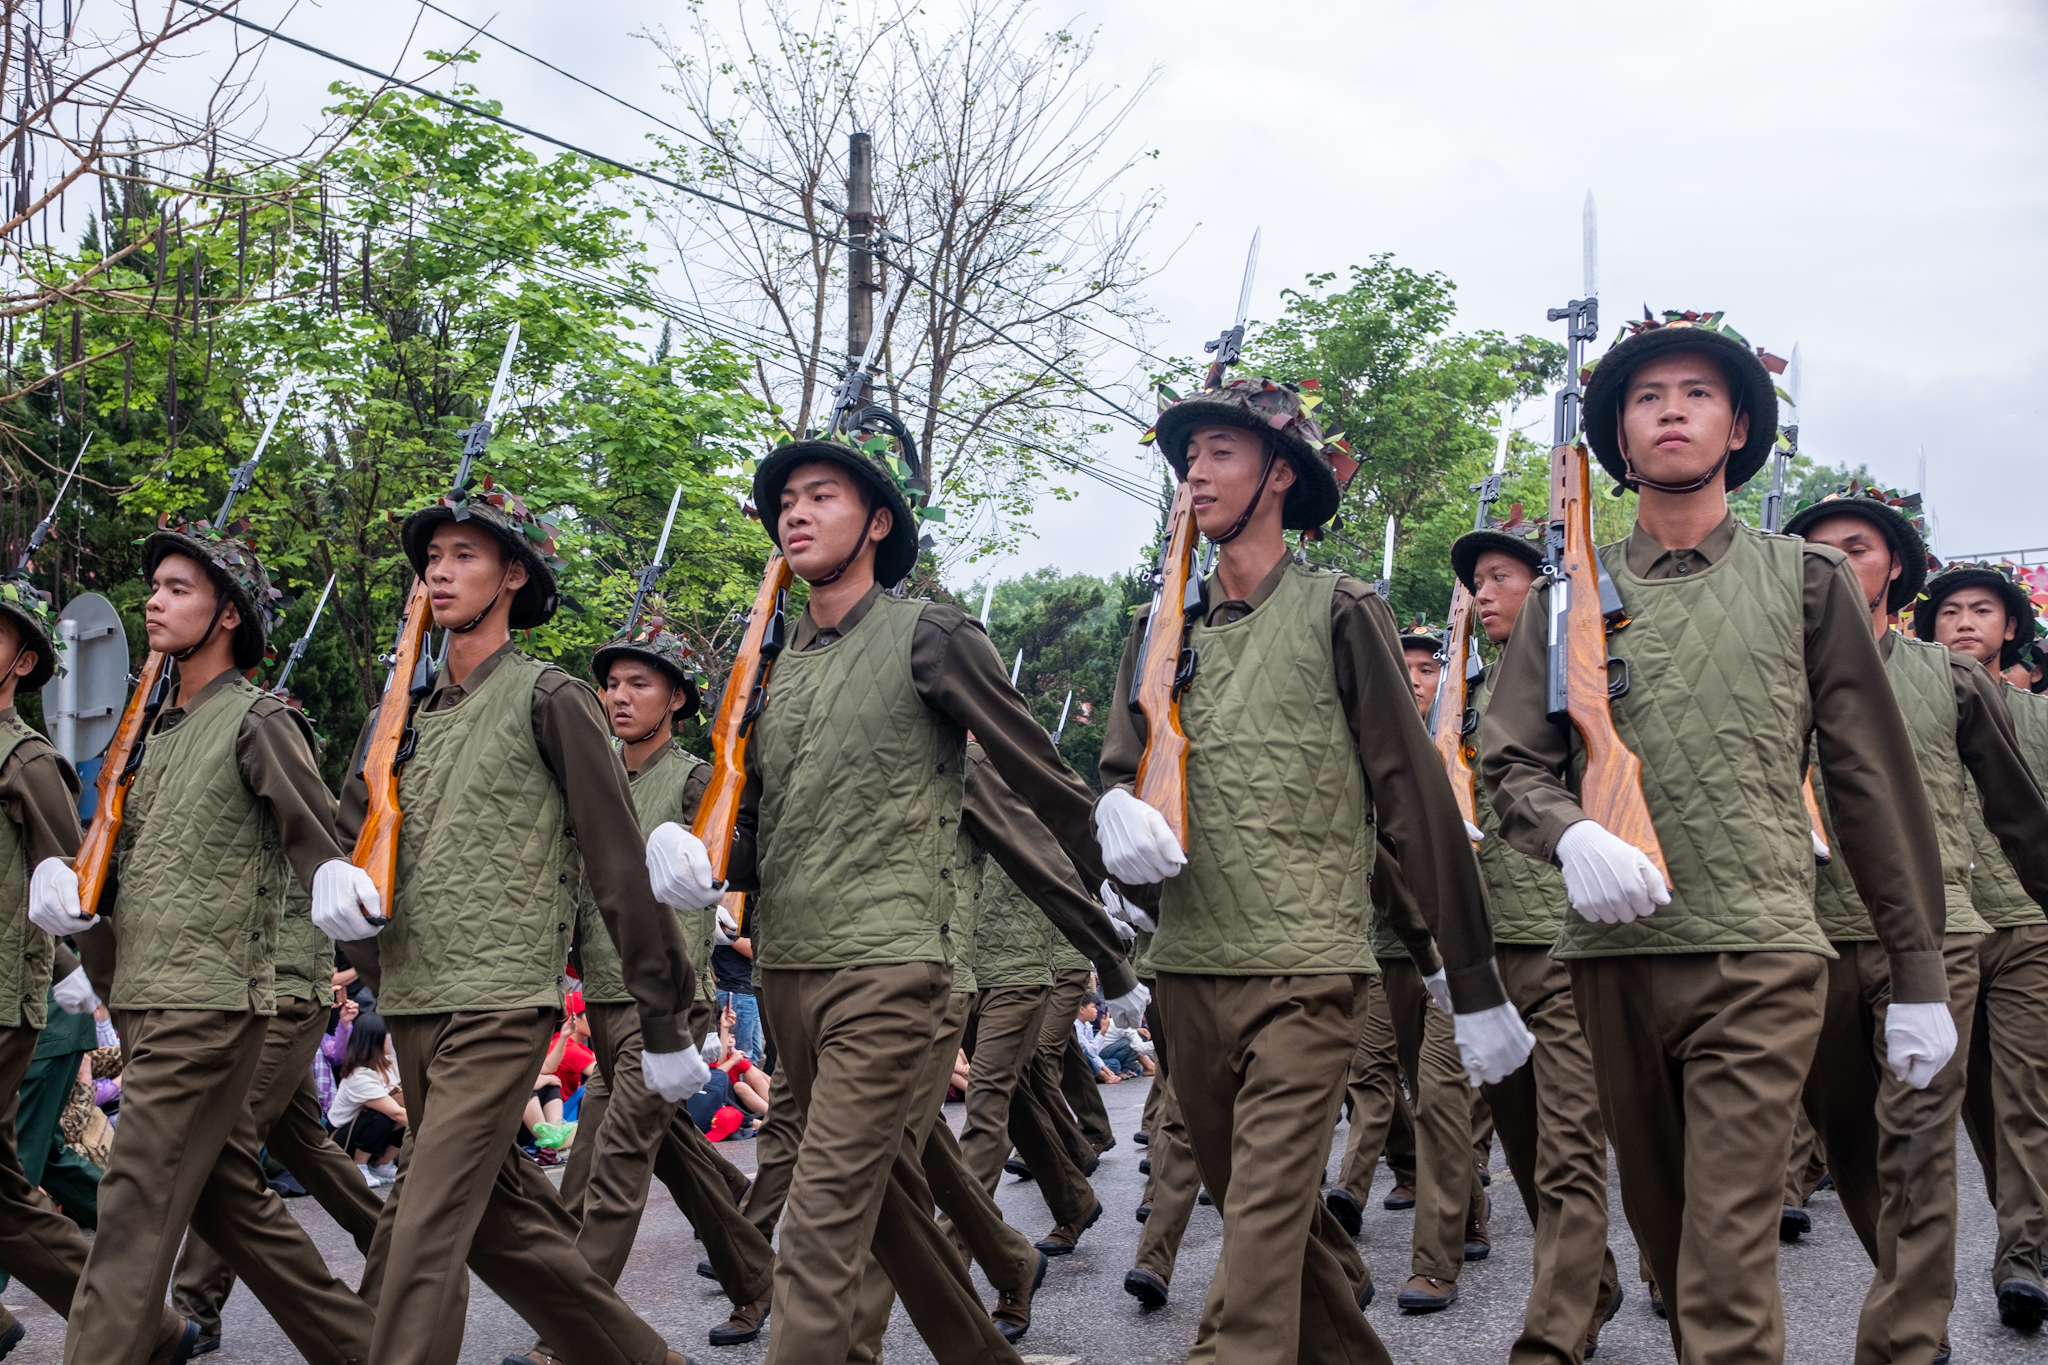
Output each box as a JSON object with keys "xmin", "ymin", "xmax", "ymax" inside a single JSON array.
[
  {"xmin": 1093, "ymin": 788, "xmax": 1187, "ymax": 885},
  {"xmin": 643, "ymin": 1045, "xmax": 712, "ymax": 1102},
  {"xmin": 1463, "ymin": 820, "xmax": 1485, "ymax": 844},
  {"xmin": 1100, "ymin": 880, "xmax": 1157, "ymax": 935},
  {"xmin": 1421, "ymin": 969, "xmax": 1452, "ymax": 1015},
  {"xmin": 1555, "ymin": 820, "xmax": 1671, "ymax": 925},
  {"xmin": 1884, "ymin": 1001, "xmax": 1957, "ymax": 1091},
  {"xmin": 28, "ymin": 858, "xmax": 94, "ymax": 935},
  {"xmin": 700, "ymin": 1033, "xmax": 725, "ymax": 1065},
  {"xmin": 51, "ymin": 965, "xmax": 98, "ymax": 1016},
  {"xmin": 1105, "ymin": 982, "xmax": 1152, "ymax": 1030},
  {"xmin": 310, "ymin": 860, "xmax": 385, "ymax": 939},
  {"xmin": 645, "ymin": 822, "xmax": 723, "ymax": 910},
  {"xmin": 714, "ymin": 904, "xmax": 739, "ymax": 946},
  {"xmin": 1454, "ymin": 1002, "xmax": 1537, "ymax": 1087},
  {"xmin": 1811, "ymin": 828, "xmax": 1831, "ymax": 861}
]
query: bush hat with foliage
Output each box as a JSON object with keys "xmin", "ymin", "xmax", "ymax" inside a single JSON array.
[
  {"xmin": 1450, "ymin": 503, "xmax": 1547, "ymax": 593},
  {"xmin": 1147, "ymin": 376, "xmax": 1356, "ymax": 533},
  {"xmin": 1912, "ymin": 561, "xmax": 2040, "ymax": 671},
  {"xmin": 141, "ymin": 518, "xmax": 287, "ymax": 672},
  {"xmin": 1583, "ymin": 309, "xmax": 1784, "ymax": 495},
  {"xmin": 593, "ymin": 600, "xmax": 705, "ymax": 723},
  {"xmin": 399, "ymin": 477, "xmax": 565, "ymax": 631},
  {"xmin": 1783, "ymin": 484, "xmax": 1932, "ymax": 615},
  {"xmin": 750, "ymin": 433, "xmax": 936, "ymax": 589},
  {"xmin": 0, "ymin": 576, "xmax": 61, "ymax": 692}
]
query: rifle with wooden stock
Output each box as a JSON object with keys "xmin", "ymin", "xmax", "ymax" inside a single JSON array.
[
  {"xmin": 691, "ymin": 552, "xmax": 794, "ymax": 909},
  {"xmin": 350, "ymin": 325, "xmax": 520, "ymax": 922},
  {"xmin": 1428, "ymin": 429, "xmax": 1510, "ymax": 838},
  {"xmin": 77, "ymin": 382, "xmax": 296, "ymax": 917},
  {"xmin": 1127, "ymin": 231, "xmax": 1261, "ymax": 849},
  {"xmin": 1541, "ymin": 197, "xmax": 1669, "ymax": 884}
]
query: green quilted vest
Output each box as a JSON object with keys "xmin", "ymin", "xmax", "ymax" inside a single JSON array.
[
  {"xmin": 1471, "ymin": 668, "xmax": 1571, "ymax": 946},
  {"xmin": 577, "ymin": 741, "xmax": 711, "ymax": 1007},
  {"xmin": 1154, "ymin": 563, "xmax": 1378, "ymax": 976},
  {"xmin": 1366, "ymin": 902, "xmax": 1409, "ymax": 962},
  {"xmin": 1812, "ymin": 637, "xmax": 1987, "ymax": 942},
  {"xmin": 973, "ymin": 858, "xmax": 1056, "ymax": 989},
  {"xmin": 753, "ymin": 595, "xmax": 964, "ymax": 971},
  {"xmin": 380, "ymin": 652, "xmax": 582, "ymax": 1014},
  {"xmin": 1046, "ymin": 916, "xmax": 1089, "ymax": 974},
  {"xmin": 273, "ymin": 874, "xmax": 331, "ymax": 1003},
  {"xmin": 112, "ymin": 677, "xmax": 289, "ymax": 1013},
  {"xmin": 0, "ymin": 718, "xmax": 47, "ymax": 1029},
  {"xmin": 1963, "ymin": 685, "xmax": 2048, "ymax": 929},
  {"xmin": 1555, "ymin": 523, "xmax": 1827, "ymax": 959},
  {"xmin": 950, "ymin": 828, "xmax": 984, "ymax": 994}
]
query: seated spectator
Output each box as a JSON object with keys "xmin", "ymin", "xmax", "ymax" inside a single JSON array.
[
  {"xmin": 522, "ymin": 993, "xmax": 593, "ymax": 1157},
  {"xmin": 328, "ymin": 1012, "xmax": 405, "ymax": 1185},
  {"xmin": 1073, "ymin": 994, "xmax": 1127, "ymax": 1084},
  {"xmin": 316, "ymin": 996, "xmax": 359, "ymax": 1119},
  {"xmin": 1097, "ymin": 1019, "xmax": 1155, "ymax": 1079},
  {"xmin": 688, "ymin": 1004, "xmax": 771, "ymax": 1140}
]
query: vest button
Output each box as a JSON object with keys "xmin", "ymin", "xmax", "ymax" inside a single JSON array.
[
  {"xmin": 558, "ymin": 923, "xmax": 568, "ymax": 932},
  {"xmin": 257, "ymin": 888, "xmax": 267, "ymax": 897},
  {"xmin": 1676, "ymin": 561, "xmax": 1690, "ymax": 574},
  {"xmin": 247, "ymin": 978, "xmax": 257, "ymax": 988},
  {"xmin": 250, "ymin": 931, "xmax": 260, "ymax": 941},
  {"xmin": 559, "ymin": 874, "xmax": 568, "ymax": 884},
  {"xmin": 940, "ymin": 868, "xmax": 952, "ymax": 879}
]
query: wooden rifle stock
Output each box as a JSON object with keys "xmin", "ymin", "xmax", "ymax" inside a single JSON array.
[
  {"xmin": 75, "ymin": 648, "xmax": 169, "ymax": 919},
  {"xmin": 1547, "ymin": 442, "xmax": 1670, "ymax": 884},
  {"xmin": 1802, "ymin": 774, "xmax": 1831, "ymax": 864},
  {"xmin": 1432, "ymin": 580, "xmax": 1481, "ymax": 840},
  {"xmin": 1131, "ymin": 483, "xmax": 1200, "ymax": 850},
  {"xmin": 350, "ymin": 579, "xmax": 433, "ymax": 923},
  {"xmin": 693, "ymin": 553, "xmax": 795, "ymax": 885}
]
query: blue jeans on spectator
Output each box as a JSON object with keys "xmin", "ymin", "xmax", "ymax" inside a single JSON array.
[
  {"xmin": 717, "ymin": 989, "xmax": 764, "ymax": 1062},
  {"xmin": 1098, "ymin": 1035, "xmax": 1146, "ymax": 1078}
]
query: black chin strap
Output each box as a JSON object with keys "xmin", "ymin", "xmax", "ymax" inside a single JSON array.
[
  {"xmin": 808, "ymin": 504, "xmax": 881, "ymax": 587},
  {"xmin": 446, "ymin": 566, "xmax": 514, "ymax": 634},
  {"xmin": 620, "ymin": 685, "xmax": 682, "ymax": 746},
  {"xmin": 1616, "ymin": 396, "xmax": 1744, "ymax": 495},
  {"xmin": 172, "ymin": 591, "xmax": 233, "ymax": 663},
  {"xmin": 1210, "ymin": 446, "xmax": 1279, "ymax": 545}
]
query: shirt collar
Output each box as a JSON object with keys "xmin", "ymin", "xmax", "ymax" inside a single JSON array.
[
  {"xmin": 1624, "ymin": 512, "xmax": 1739, "ymax": 579},
  {"xmin": 160, "ymin": 666, "xmax": 245, "ymax": 729},
  {"xmin": 792, "ymin": 582, "xmax": 885, "ymax": 651},
  {"xmin": 1200, "ymin": 551, "xmax": 1293, "ymax": 625},
  {"xmin": 428, "ymin": 639, "xmax": 517, "ymax": 708}
]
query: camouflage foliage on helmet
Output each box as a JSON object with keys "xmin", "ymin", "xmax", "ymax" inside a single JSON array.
[
  {"xmin": 410, "ymin": 474, "xmax": 567, "ymax": 574},
  {"xmin": 1145, "ymin": 376, "xmax": 1358, "ymax": 480},
  {"xmin": 147, "ymin": 515, "xmax": 288, "ymax": 634}
]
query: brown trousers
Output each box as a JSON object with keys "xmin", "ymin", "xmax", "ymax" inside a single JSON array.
[
  {"xmin": 0, "ymin": 1024, "xmax": 189, "ymax": 1356},
  {"xmin": 855, "ymin": 991, "xmax": 1040, "ymax": 1362},
  {"xmin": 1384, "ymin": 961, "xmax": 1485, "ymax": 1281},
  {"xmin": 1135, "ymin": 1063, "xmax": 1204, "ymax": 1284},
  {"xmin": 1482, "ymin": 945, "xmax": 1620, "ymax": 1365},
  {"xmin": 1803, "ymin": 935, "xmax": 1980, "ymax": 1365},
  {"xmin": 742, "ymin": 1057, "xmax": 800, "ymax": 1243},
  {"xmin": 1963, "ymin": 922, "xmax": 2048, "ymax": 1291},
  {"xmin": 1782, "ymin": 1106, "xmax": 1829, "ymax": 1207},
  {"xmin": 1336, "ymin": 971, "xmax": 1417, "ymax": 1203},
  {"xmin": 66, "ymin": 1009, "xmax": 371, "ymax": 1365},
  {"xmin": 760, "ymin": 962, "xmax": 1021, "ymax": 1365},
  {"xmin": 1062, "ymin": 1026, "xmax": 1115, "ymax": 1151},
  {"xmin": 359, "ymin": 1008, "xmax": 672, "ymax": 1365},
  {"xmin": 957, "ymin": 983, "xmax": 1053, "ymax": 1192},
  {"xmin": 169, "ymin": 997, "xmax": 386, "ymax": 1336},
  {"xmin": 1007, "ymin": 973, "xmax": 1098, "ymax": 1226},
  {"xmin": 1157, "ymin": 971, "xmax": 1390, "ymax": 1365},
  {"xmin": 534, "ymin": 1002, "xmax": 774, "ymax": 1358},
  {"xmin": 1572, "ymin": 951, "xmax": 1826, "ymax": 1365}
]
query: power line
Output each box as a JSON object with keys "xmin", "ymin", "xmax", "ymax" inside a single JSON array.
[{"xmin": 177, "ymin": 0, "xmax": 1155, "ymax": 432}]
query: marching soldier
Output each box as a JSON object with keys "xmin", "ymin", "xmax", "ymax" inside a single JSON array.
[
  {"xmin": 0, "ymin": 578, "xmax": 200, "ymax": 1365},
  {"xmin": 38, "ymin": 525, "xmax": 372, "ymax": 1365},
  {"xmin": 650, "ymin": 436, "xmax": 1144, "ymax": 1365},
  {"xmin": 1451, "ymin": 518, "xmax": 1625, "ymax": 1357},
  {"xmin": 1482, "ymin": 312, "xmax": 1954, "ymax": 1363},
  {"xmin": 1916, "ymin": 561, "xmax": 2048, "ymax": 1331},
  {"xmin": 1098, "ymin": 377, "xmax": 1525, "ymax": 1363},
  {"xmin": 325, "ymin": 482, "xmax": 706, "ymax": 1365}
]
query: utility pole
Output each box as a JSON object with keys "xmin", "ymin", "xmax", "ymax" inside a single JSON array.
[{"xmin": 846, "ymin": 130, "xmax": 876, "ymax": 374}]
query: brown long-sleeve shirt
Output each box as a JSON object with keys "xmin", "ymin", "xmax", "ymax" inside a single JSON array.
[
  {"xmin": 1371, "ymin": 838, "xmax": 1444, "ymax": 975},
  {"xmin": 1886, "ymin": 633, "xmax": 2048, "ymax": 905},
  {"xmin": 962, "ymin": 741, "xmax": 1138, "ymax": 999},
  {"xmin": 0, "ymin": 709, "xmax": 82, "ymax": 867},
  {"xmin": 1099, "ymin": 553, "xmax": 1504, "ymax": 1013},
  {"xmin": 725, "ymin": 584, "xmax": 1109, "ymax": 901},
  {"xmin": 339, "ymin": 641, "xmax": 696, "ymax": 1052},
  {"xmin": 1482, "ymin": 515, "xmax": 1950, "ymax": 1002}
]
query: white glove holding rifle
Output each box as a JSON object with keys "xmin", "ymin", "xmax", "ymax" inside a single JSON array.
[
  {"xmin": 1094, "ymin": 789, "xmax": 1186, "ymax": 885},
  {"xmin": 1100, "ymin": 880, "xmax": 1156, "ymax": 937},
  {"xmin": 310, "ymin": 859, "xmax": 385, "ymax": 940},
  {"xmin": 645, "ymin": 822, "xmax": 724, "ymax": 910},
  {"xmin": 1555, "ymin": 820, "xmax": 1670, "ymax": 925},
  {"xmin": 28, "ymin": 858, "xmax": 95, "ymax": 936},
  {"xmin": 1884, "ymin": 1001, "xmax": 1957, "ymax": 1091},
  {"xmin": 713, "ymin": 903, "xmax": 739, "ymax": 947}
]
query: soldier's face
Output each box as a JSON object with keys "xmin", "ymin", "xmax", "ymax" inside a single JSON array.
[
  {"xmin": 1403, "ymin": 647, "xmax": 1441, "ymax": 714},
  {"xmin": 1933, "ymin": 587, "xmax": 2016, "ymax": 669},
  {"xmin": 424, "ymin": 523, "xmax": 527, "ymax": 630},
  {"xmin": 1184, "ymin": 425, "xmax": 1295, "ymax": 541},
  {"xmin": 0, "ymin": 617, "xmax": 36, "ymax": 688},
  {"xmin": 604, "ymin": 658, "xmax": 682, "ymax": 741},
  {"xmin": 778, "ymin": 461, "xmax": 889, "ymax": 584},
  {"xmin": 1472, "ymin": 551, "xmax": 1539, "ymax": 647},
  {"xmin": 145, "ymin": 552, "xmax": 241, "ymax": 656},
  {"xmin": 1800, "ymin": 514, "xmax": 1901, "ymax": 619},
  {"xmin": 1619, "ymin": 351, "xmax": 1750, "ymax": 490}
]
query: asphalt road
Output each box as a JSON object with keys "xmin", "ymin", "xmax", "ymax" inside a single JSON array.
[{"xmin": 2, "ymin": 1075, "xmax": 2037, "ymax": 1363}]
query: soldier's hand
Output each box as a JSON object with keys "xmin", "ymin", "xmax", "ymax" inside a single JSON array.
[
  {"xmin": 311, "ymin": 859, "xmax": 386, "ymax": 940},
  {"xmin": 28, "ymin": 857, "xmax": 95, "ymax": 936},
  {"xmin": 1555, "ymin": 820, "xmax": 1670, "ymax": 925}
]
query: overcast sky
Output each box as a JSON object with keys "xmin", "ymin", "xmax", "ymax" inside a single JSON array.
[{"xmin": 141, "ymin": 0, "xmax": 2048, "ymax": 585}]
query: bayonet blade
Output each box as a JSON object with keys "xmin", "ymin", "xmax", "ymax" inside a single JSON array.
[
  {"xmin": 1582, "ymin": 191, "xmax": 1598, "ymax": 300},
  {"xmin": 1380, "ymin": 515, "xmax": 1396, "ymax": 583},
  {"xmin": 272, "ymin": 572, "xmax": 337, "ymax": 695},
  {"xmin": 978, "ymin": 580, "xmax": 995, "ymax": 628},
  {"xmin": 650, "ymin": 483, "xmax": 684, "ymax": 574},
  {"xmin": 1234, "ymin": 228, "xmax": 1261, "ymax": 333},
  {"xmin": 1011, "ymin": 649, "xmax": 1023, "ymax": 688},
  {"xmin": 1788, "ymin": 343, "xmax": 1802, "ymax": 421},
  {"xmin": 483, "ymin": 323, "xmax": 522, "ymax": 425},
  {"xmin": 17, "ymin": 435, "xmax": 90, "ymax": 573},
  {"xmin": 215, "ymin": 381, "xmax": 297, "ymax": 526},
  {"xmin": 1052, "ymin": 689, "xmax": 1073, "ymax": 745}
]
